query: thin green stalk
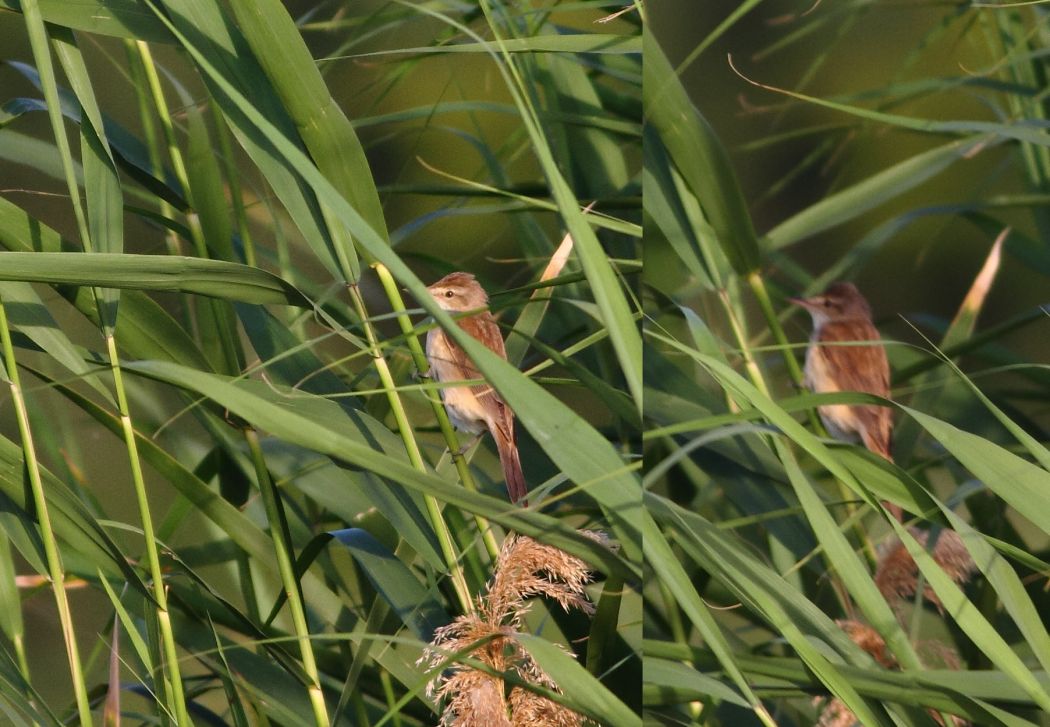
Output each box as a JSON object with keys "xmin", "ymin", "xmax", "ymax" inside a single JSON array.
[
  {"xmin": 380, "ymin": 669, "xmax": 402, "ymax": 727},
  {"xmin": 747, "ymin": 272, "xmax": 805, "ymax": 388},
  {"xmin": 11, "ymin": 635, "xmax": 30, "ymax": 703},
  {"xmin": 0, "ymin": 297, "xmax": 94, "ymax": 727},
  {"xmin": 346, "ymin": 283, "xmax": 474, "ymax": 614},
  {"xmin": 717, "ymin": 287, "xmax": 767, "ymax": 397},
  {"xmin": 213, "ymin": 110, "xmax": 256, "ymax": 267},
  {"xmin": 133, "ymin": 41, "xmax": 243, "ymax": 377},
  {"xmin": 124, "ymin": 39, "xmax": 183, "ymax": 259},
  {"xmin": 20, "ymin": 5, "xmax": 190, "ymax": 722},
  {"xmin": 243, "ymin": 428, "xmax": 330, "ymax": 727},
  {"xmin": 372, "ymin": 263, "xmax": 500, "ymax": 563},
  {"xmin": 133, "ymin": 41, "xmax": 200, "ymax": 255},
  {"xmin": 19, "ymin": 0, "xmax": 90, "ymax": 249},
  {"xmin": 106, "ymin": 335, "xmax": 192, "ymax": 725}
]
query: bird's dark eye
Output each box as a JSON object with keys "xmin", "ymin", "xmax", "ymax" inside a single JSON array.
[
  {"xmin": 823, "ymin": 299, "xmax": 831, "ymax": 307},
  {"xmin": 445, "ymin": 290, "xmax": 454, "ymax": 298}
]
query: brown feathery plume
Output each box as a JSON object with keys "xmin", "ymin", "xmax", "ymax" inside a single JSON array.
[
  {"xmin": 837, "ymin": 620, "xmax": 894, "ymax": 668},
  {"xmin": 420, "ymin": 533, "xmax": 607, "ymax": 726},
  {"xmin": 875, "ymin": 527, "xmax": 976, "ymax": 612},
  {"xmin": 510, "ymin": 686, "xmax": 582, "ymax": 727},
  {"xmin": 815, "ymin": 620, "xmax": 970, "ymax": 727}
]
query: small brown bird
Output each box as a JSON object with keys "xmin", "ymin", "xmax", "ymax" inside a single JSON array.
[
  {"xmin": 791, "ymin": 282, "xmax": 900, "ymax": 519},
  {"xmin": 424, "ymin": 272, "xmax": 527, "ymax": 504}
]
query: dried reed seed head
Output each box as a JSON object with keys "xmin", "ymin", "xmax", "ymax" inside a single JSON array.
[
  {"xmin": 485, "ymin": 534, "xmax": 603, "ymax": 624},
  {"xmin": 875, "ymin": 527, "xmax": 976, "ymax": 611},
  {"xmin": 917, "ymin": 638, "xmax": 963, "ymax": 671},
  {"xmin": 510, "ymin": 639, "xmax": 566, "ymax": 693},
  {"xmin": 836, "ymin": 619, "xmax": 895, "ymax": 668},
  {"xmin": 420, "ymin": 615, "xmax": 497, "ymax": 669},
  {"xmin": 419, "ymin": 616, "xmax": 513, "ymax": 703},
  {"xmin": 815, "ymin": 697, "xmax": 858, "ymax": 727},
  {"xmin": 510, "ymin": 688, "xmax": 583, "ymax": 727},
  {"xmin": 818, "ymin": 698, "xmax": 969, "ymax": 727},
  {"xmin": 420, "ymin": 532, "xmax": 606, "ymax": 726},
  {"xmin": 437, "ymin": 671, "xmax": 511, "ymax": 727},
  {"xmin": 825, "ymin": 620, "xmax": 970, "ymax": 727}
]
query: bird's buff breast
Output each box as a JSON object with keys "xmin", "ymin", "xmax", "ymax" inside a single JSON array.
[
  {"xmin": 804, "ymin": 339, "xmax": 862, "ymax": 442},
  {"xmin": 426, "ymin": 329, "xmax": 488, "ymax": 434}
]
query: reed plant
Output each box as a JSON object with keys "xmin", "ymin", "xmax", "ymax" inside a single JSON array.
[
  {"xmin": 0, "ymin": 1, "xmax": 641, "ymax": 724},
  {"xmin": 646, "ymin": 4, "xmax": 1050, "ymax": 726}
]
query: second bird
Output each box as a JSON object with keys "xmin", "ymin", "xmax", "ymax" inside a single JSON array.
[
  {"xmin": 791, "ymin": 282, "xmax": 899, "ymax": 519},
  {"xmin": 424, "ymin": 272, "xmax": 528, "ymax": 504}
]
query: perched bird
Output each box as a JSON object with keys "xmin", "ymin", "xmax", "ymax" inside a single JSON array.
[
  {"xmin": 424, "ymin": 272, "xmax": 527, "ymax": 504},
  {"xmin": 791, "ymin": 282, "xmax": 900, "ymax": 519}
]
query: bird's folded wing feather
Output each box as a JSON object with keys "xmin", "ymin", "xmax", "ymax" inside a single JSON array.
[{"xmin": 457, "ymin": 313, "xmax": 514, "ymax": 423}]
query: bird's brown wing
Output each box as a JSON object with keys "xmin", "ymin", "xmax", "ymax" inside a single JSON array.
[
  {"xmin": 819, "ymin": 319, "xmax": 893, "ymax": 458},
  {"xmin": 458, "ymin": 312, "xmax": 511, "ymax": 412},
  {"xmin": 458, "ymin": 312, "xmax": 526, "ymax": 502}
]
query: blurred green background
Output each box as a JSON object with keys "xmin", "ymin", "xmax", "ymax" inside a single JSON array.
[{"xmin": 651, "ymin": 1, "xmax": 1050, "ymax": 364}]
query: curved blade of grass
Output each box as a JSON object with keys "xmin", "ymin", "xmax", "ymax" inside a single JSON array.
[
  {"xmin": 648, "ymin": 493, "xmax": 893, "ymax": 726},
  {"xmin": 146, "ymin": 0, "xmax": 642, "ymax": 565},
  {"xmin": 350, "ymin": 34, "xmax": 640, "ymax": 57},
  {"xmin": 122, "ymin": 358, "xmax": 634, "ymax": 579},
  {"xmin": 903, "ymin": 406, "xmax": 1050, "ymax": 537},
  {"xmin": 641, "ymin": 508, "xmax": 778, "ymax": 726},
  {"xmin": 159, "ymin": 0, "xmax": 344, "ymax": 280},
  {"xmin": 644, "ymin": 31, "xmax": 759, "ymax": 275},
  {"xmin": 229, "ymin": 0, "xmax": 388, "ymax": 255},
  {"xmin": 765, "ymin": 136, "xmax": 996, "ymax": 250},
  {"xmin": 324, "ymin": 528, "xmax": 448, "ymax": 642},
  {"xmin": 513, "ymin": 632, "xmax": 637, "ymax": 725},
  {"xmin": 97, "ymin": 571, "xmax": 153, "ymax": 678},
  {"xmin": 0, "ymin": 0, "xmax": 171, "ymax": 42},
  {"xmin": 0, "ymin": 252, "xmax": 309, "ymax": 305},
  {"xmin": 643, "ymin": 658, "xmax": 751, "ymax": 708},
  {"xmin": 730, "ymin": 58, "xmax": 1050, "ymax": 146},
  {"xmin": 905, "ymin": 320, "xmax": 1050, "ymax": 473}
]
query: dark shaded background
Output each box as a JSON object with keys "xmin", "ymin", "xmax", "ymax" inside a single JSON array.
[{"xmin": 650, "ymin": 1, "xmax": 1049, "ymax": 369}]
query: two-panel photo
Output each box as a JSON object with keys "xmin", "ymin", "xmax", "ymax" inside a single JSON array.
[{"xmin": 0, "ymin": 1, "xmax": 1046, "ymax": 725}]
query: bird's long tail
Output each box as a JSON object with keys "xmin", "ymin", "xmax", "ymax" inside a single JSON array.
[
  {"xmin": 495, "ymin": 429, "xmax": 528, "ymax": 505},
  {"xmin": 861, "ymin": 429, "xmax": 904, "ymax": 522}
]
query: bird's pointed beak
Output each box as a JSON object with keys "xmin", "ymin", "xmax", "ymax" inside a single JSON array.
[{"xmin": 787, "ymin": 296, "xmax": 811, "ymax": 308}]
